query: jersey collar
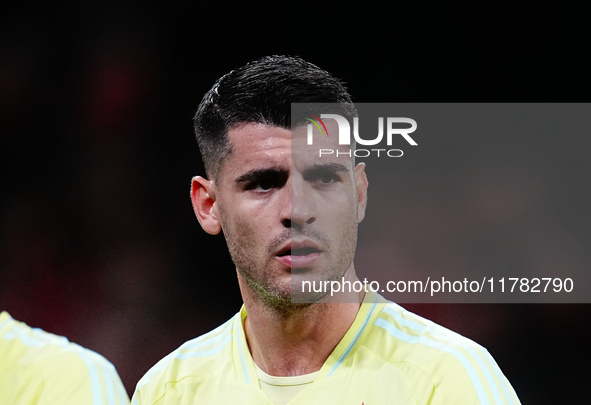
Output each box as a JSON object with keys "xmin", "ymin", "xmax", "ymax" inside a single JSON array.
[{"xmin": 232, "ymin": 290, "xmax": 386, "ymax": 386}]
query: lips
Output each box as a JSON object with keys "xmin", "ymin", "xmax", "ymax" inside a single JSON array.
[{"xmin": 275, "ymin": 240, "xmax": 322, "ymax": 268}]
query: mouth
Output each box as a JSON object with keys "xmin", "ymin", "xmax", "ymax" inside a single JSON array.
[
  {"xmin": 278, "ymin": 247, "xmax": 321, "ymax": 257},
  {"xmin": 275, "ymin": 241, "xmax": 322, "ymax": 268}
]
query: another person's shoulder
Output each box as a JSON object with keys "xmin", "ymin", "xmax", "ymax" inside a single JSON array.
[
  {"xmin": 132, "ymin": 314, "xmax": 237, "ymax": 405},
  {"xmin": 366, "ymin": 301, "xmax": 520, "ymax": 404},
  {"xmin": 0, "ymin": 311, "xmax": 129, "ymax": 404}
]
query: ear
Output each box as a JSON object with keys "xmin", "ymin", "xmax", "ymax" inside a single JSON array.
[
  {"xmin": 354, "ymin": 162, "xmax": 369, "ymax": 223},
  {"xmin": 190, "ymin": 176, "xmax": 222, "ymax": 235}
]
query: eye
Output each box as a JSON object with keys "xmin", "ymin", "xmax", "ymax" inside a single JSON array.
[
  {"xmin": 258, "ymin": 178, "xmax": 276, "ymax": 190},
  {"xmin": 319, "ymin": 173, "xmax": 338, "ymax": 184},
  {"xmin": 244, "ymin": 173, "xmax": 287, "ymax": 192},
  {"xmin": 246, "ymin": 179, "xmax": 274, "ymax": 191},
  {"xmin": 306, "ymin": 170, "xmax": 341, "ymax": 187}
]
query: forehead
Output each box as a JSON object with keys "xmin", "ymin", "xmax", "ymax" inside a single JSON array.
[
  {"xmin": 227, "ymin": 122, "xmax": 291, "ymax": 153},
  {"xmin": 219, "ymin": 122, "xmax": 353, "ymax": 179}
]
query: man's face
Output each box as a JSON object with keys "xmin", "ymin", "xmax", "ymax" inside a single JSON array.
[{"xmin": 205, "ymin": 122, "xmax": 367, "ymax": 307}]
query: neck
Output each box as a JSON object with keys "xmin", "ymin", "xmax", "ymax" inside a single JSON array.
[{"xmin": 238, "ymin": 268, "xmax": 364, "ymax": 377}]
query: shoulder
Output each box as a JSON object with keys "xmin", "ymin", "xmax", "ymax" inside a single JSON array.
[
  {"xmin": 132, "ymin": 314, "xmax": 237, "ymax": 405},
  {"xmin": 364, "ymin": 302, "xmax": 520, "ymax": 404},
  {"xmin": 0, "ymin": 311, "xmax": 129, "ymax": 404}
]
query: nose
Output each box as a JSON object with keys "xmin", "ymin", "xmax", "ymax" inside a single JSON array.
[{"xmin": 281, "ymin": 174, "xmax": 316, "ymax": 228}]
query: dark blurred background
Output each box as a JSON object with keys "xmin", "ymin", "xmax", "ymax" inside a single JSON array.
[{"xmin": 1, "ymin": 3, "xmax": 589, "ymax": 403}]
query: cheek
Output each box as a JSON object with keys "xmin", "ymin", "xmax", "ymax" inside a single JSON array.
[
  {"xmin": 221, "ymin": 213, "xmax": 263, "ymax": 260},
  {"xmin": 233, "ymin": 220, "xmax": 257, "ymax": 245},
  {"xmin": 325, "ymin": 198, "xmax": 359, "ymax": 247},
  {"xmin": 217, "ymin": 195, "xmax": 275, "ymax": 249},
  {"xmin": 223, "ymin": 224, "xmax": 256, "ymax": 270},
  {"xmin": 222, "ymin": 214, "xmax": 253, "ymax": 246},
  {"xmin": 325, "ymin": 194, "xmax": 358, "ymax": 223}
]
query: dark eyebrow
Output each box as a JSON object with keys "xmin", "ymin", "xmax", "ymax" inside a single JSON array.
[
  {"xmin": 302, "ymin": 163, "xmax": 349, "ymax": 176},
  {"xmin": 235, "ymin": 167, "xmax": 289, "ymax": 185}
]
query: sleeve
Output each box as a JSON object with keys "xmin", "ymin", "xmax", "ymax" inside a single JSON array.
[
  {"xmin": 37, "ymin": 346, "xmax": 130, "ymax": 405},
  {"xmin": 427, "ymin": 346, "xmax": 521, "ymax": 405}
]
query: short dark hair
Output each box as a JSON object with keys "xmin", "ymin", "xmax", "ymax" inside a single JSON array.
[{"xmin": 193, "ymin": 55, "xmax": 354, "ymax": 178}]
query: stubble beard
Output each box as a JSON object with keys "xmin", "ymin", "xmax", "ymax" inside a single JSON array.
[{"xmin": 222, "ymin": 214, "xmax": 359, "ymax": 315}]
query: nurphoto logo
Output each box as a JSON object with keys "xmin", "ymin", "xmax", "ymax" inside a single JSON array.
[
  {"xmin": 304, "ymin": 112, "xmax": 329, "ymax": 137},
  {"xmin": 304, "ymin": 111, "xmax": 418, "ymax": 158}
]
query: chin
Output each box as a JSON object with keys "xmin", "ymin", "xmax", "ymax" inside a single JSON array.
[{"xmin": 289, "ymin": 268, "xmax": 345, "ymax": 303}]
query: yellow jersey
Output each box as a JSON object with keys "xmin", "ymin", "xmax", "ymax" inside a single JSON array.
[
  {"xmin": 0, "ymin": 311, "xmax": 129, "ymax": 405},
  {"xmin": 132, "ymin": 292, "xmax": 520, "ymax": 404}
]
